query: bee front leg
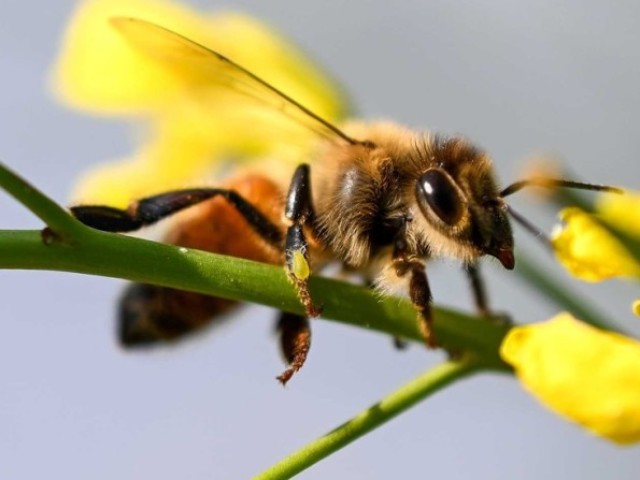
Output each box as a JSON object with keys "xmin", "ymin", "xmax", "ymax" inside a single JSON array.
[
  {"xmin": 465, "ymin": 262, "xmax": 511, "ymax": 325},
  {"xmin": 392, "ymin": 240, "xmax": 436, "ymax": 348},
  {"xmin": 465, "ymin": 262, "xmax": 489, "ymax": 316},
  {"xmin": 363, "ymin": 276, "xmax": 409, "ymax": 350},
  {"xmin": 284, "ymin": 164, "xmax": 322, "ymax": 317},
  {"xmin": 275, "ymin": 312, "xmax": 311, "ymax": 385}
]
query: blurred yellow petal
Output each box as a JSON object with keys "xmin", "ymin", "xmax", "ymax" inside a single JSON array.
[
  {"xmin": 597, "ymin": 190, "xmax": 640, "ymax": 239},
  {"xmin": 70, "ymin": 93, "xmax": 328, "ymax": 206},
  {"xmin": 51, "ymin": 0, "xmax": 204, "ymax": 113},
  {"xmin": 633, "ymin": 300, "xmax": 640, "ymax": 317},
  {"xmin": 53, "ymin": 0, "xmax": 351, "ymax": 205},
  {"xmin": 71, "ymin": 116, "xmax": 218, "ymax": 207},
  {"xmin": 52, "ymin": 0, "xmax": 347, "ymax": 120},
  {"xmin": 501, "ymin": 313, "xmax": 640, "ymax": 445},
  {"xmin": 551, "ymin": 207, "xmax": 640, "ymax": 281}
]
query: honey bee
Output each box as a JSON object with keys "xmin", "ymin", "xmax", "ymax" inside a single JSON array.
[{"xmin": 71, "ymin": 17, "xmax": 618, "ymax": 385}]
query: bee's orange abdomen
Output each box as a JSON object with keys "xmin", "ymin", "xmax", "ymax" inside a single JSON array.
[
  {"xmin": 165, "ymin": 174, "xmax": 285, "ymax": 263},
  {"xmin": 120, "ymin": 174, "xmax": 287, "ymax": 346}
]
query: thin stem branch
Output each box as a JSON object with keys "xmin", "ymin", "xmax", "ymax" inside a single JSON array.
[
  {"xmin": 0, "ymin": 162, "xmax": 86, "ymax": 239},
  {"xmin": 514, "ymin": 252, "xmax": 622, "ymax": 333},
  {"xmin": 601, "ymin": 220, "xmax": 640, "ymax": 270},
  {"xmin": 253, "ymin": 358, "xmax": 480, "ymax": 480}
]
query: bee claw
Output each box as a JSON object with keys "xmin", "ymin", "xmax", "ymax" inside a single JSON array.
[
  {"xmin": 422, "ymin": 328, "xmax": 439, "ymax": 349},
  {"xmin": 425, "ymin": 335, "xmax": 439, "ymax": 349},
  {"xmin": 393, "ymin": 337, "xmax": 410, "ymax": 350},
  {"xmin": 306, "ymin": 303, "xmax": 323, "ymax": 318},
  {"xmin": 276, "ymin": 368, "xmax": 295, "ymax": 386},
  {"xmin": 486, "ymin": 311, "xmax": 512, "ymax": 327}
]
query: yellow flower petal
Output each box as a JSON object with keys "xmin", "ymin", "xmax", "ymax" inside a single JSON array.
[
  {"xmin": 551, "ymin": 207, "xmax": 640, "ymax": 281},
  {"xmin": 52, "ymin": 0, "xmax": 347, "ymax": 119},
  {"xmin": 501, "ymin": 313, "xmax": 640, "ymax": 445},
  {"xmin": 54, "ymin": 0, "xmax": 350, "ymax": 205},
  {"xmin": 633, "ymin": 300, "xmax": 640, "ymax": 317},
  {"xmin": 597, "ymin": 190, "xmax": 640, "ymax": 239},
  {"xmin": 70, "ymin": 120, "xmax": 218, "ymax": 207},
  {"xmin": 51, "ymin": 0, "xmax": 203, "ymax": 113}
]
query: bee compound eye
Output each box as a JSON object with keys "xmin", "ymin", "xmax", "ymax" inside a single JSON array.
[{"xmin": 416, "ymin": 169, "xmax": 464, "ymax": 225}]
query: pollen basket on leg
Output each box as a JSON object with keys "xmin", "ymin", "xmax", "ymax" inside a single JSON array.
[{"xmin": 291, "ymin": 249, "xmax": 311, "ymax": 280}]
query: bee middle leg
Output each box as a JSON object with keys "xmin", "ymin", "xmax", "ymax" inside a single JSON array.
[{"xmin": 392, "ymin": 249, "xmax": 436, "ymax": 348}]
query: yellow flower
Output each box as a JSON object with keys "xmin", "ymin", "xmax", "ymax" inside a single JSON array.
[
  {"xmin": 501, "ymin": 312, "xmax": 640, "ymax": 445},
  {"xmin": 551, "ymin": 207, "xmax": 640, "ymax": 281},
  {"xmin": 597, "ymin": 190, "xmax": 640, "ymax": 239},
  {"xmin": 51, "ymin": 0, "xmax": 349, "ymax": 207}
]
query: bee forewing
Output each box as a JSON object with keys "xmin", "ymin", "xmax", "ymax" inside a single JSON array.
[{"xmin": 110, "ymin": 17, "xmax": 355, "ymax": 143}]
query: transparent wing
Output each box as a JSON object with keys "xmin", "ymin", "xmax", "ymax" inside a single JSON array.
[{"xmin": 110, "ymin": 17, "xmax": 358, "ymax": 145}]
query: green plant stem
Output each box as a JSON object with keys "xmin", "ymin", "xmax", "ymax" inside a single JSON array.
[
  {"xmin": 0, "ymin": 157, "xmax": 620, "ymax": 477},
  {"xmin": 0, "ymin": 229, "xmax": 510, "ymax": 369},
  {"xmin": 0, "ymin": 163, "xmax": 508, "ymax": 474},
  {"xmin": 253, "ymin": 358, "xmax": 480, "ymax": 480}
]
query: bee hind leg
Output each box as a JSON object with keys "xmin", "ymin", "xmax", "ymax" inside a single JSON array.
[
  {"xmin": 71, "ymin": 189, "xmax": 233, "ymax": 232},
  {"xmin": 70, "ymin": 188, "xmax": 283, "ymax": 247},
  {"xmin": 275, "ymin": 312, "xmax": 311, "ymax": 385},
  {"xmin": 284, "ymin": 164, "xmax": 323, "ymax": 317}
]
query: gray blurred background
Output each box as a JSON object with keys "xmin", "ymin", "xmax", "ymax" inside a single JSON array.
[{"xmin": 1, "ymin": 1, "xmax": 639, "ymax": 478}]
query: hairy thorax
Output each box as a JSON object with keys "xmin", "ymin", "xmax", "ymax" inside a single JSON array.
[{"xmin": 312, "ymin": 122, "xmax": 432, "ymax": 268}]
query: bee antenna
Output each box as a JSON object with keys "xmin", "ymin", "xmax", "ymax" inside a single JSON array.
[
  {"xmin": 505, "ymin": 205, "xmax": 552, "ymax": 250},
  {"xmin": 500, "ymin": 179, "xmax": 623, "ymax": 198}
]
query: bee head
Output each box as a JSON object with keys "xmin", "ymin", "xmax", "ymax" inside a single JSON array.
[
  {"xmin": 413, "ymin": 136, "xmax": 515, "ymax": 269},
  {"xmin": 411, "ymin": 135, "xmax": 623, "ymax": 268}
]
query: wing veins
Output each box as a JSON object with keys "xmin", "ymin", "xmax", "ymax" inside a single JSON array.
[{"xmin": 111, "ymin": 16, "xmax": 359, "ymax": 145}]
